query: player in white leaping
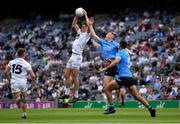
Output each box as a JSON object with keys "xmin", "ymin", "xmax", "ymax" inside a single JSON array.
[
  {"xmin": 63, "ymin": 9, "xmax": 90, "ymax": 102},
  {"xmin": 5, "ymin": 48, "xmax": 36, "ymax": 118}
]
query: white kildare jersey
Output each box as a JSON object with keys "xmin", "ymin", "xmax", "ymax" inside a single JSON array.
[
  {"xmin": 8, "ymin": 58, "xmax": 32, "ymax": 84},
  {"xmin": 72, "ymin": 29, "xmax": 90, "ymax": 55}
]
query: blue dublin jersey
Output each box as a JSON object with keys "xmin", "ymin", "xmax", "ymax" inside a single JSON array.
[
  {"xmin": 116, "ymin": 49, "xmax": 133, "ymax": 77},
  {"xmin": 99, "ymin": 38, "xmax": 119, "ymax": 60}
]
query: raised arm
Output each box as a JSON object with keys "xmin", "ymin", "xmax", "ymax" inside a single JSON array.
[
  {"xmin": 89, "ymin": 18, "xmax": 100, "ymax": 43},
  {"xmin": 72, "ymin": 16, "xmax": 80, "ymax": 32},
  {"xmin": 125, "ymin": 48, "xmax": 136, "ymax": 56},
  {"xmin": 84, "ymin": 9, "xmax": 89, "ymax": 27}
]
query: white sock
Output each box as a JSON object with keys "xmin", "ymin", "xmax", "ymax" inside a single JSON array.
[
  {"xmin": 103, "ymin": 93, "xmax": 107, "ymax": 101},
  {"xmin": 22, "ymin": 112, "xmax": 27, "ymax": 116},
  {"xmin": 74, "ymin": 90, "xmax": 78, "ymax": 98},
  {"xmin": 65, "ymin": 88, "xmax": 70, "ymax": 95}
]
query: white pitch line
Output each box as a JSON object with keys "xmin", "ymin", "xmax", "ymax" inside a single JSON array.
[{"xmin": 0, "ymin": 122, "xmax": 180, "ymax": 124}]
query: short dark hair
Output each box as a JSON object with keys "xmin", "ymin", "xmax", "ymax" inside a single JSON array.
[
  {"xmin": 17, "ymin": 48, "xmax": 26, "ymax": 57},
  {"xmin": 111, "ymin": 32, "xmax": 117, "ymax": 37},
  {"xmin": 105, "ymin": 32, "xmax": 116, "ymax": 40},
  {"xmin": 120, "ymin": 41, "xmax": 127, "ymax": 49}
]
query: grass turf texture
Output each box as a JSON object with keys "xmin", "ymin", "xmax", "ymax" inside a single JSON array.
[{"xmin": 0, "ymin": 108, "xmax": 179, "ymax": 123}]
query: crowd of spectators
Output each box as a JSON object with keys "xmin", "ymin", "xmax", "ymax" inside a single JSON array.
[{"xmin": 0, "ymin": 9, "xmax": 179, "ymax": 102}]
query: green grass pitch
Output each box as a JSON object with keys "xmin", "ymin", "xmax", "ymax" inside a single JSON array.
[{"xmin": 0, "ymin": 108, "xmax": 179, "ymax": 124}]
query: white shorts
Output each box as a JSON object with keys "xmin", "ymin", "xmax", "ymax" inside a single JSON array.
[
  {"xmin": 66, "ymin": 53, "xmax": 83, "ymax": 69},
  {"xmin": 11, "ymin": 83, "xmax": 27, "ymax": 93}
]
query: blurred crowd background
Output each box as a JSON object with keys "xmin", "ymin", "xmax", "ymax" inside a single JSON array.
[{"xmin": 0, "ymin": 6, "xmax": 180, "ymax": 102}]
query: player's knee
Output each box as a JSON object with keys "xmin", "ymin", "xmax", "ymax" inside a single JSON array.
[
  {"xmin": 102, "ymin": 87, "xmax": 105, "ymax": 93},
  {"xmin": 133, "ymin": 94, "xmax": 141, "ymax": 101},
  {"xmin": 71, "ymin": 71, "xmax": 78, "ymax": 78},
  {"xmin": 72, "ymin": 76, "xmax": 79, "ymax": 83},
  {"xmin": 65, "ymin": 71, "xmax": 71, "ymax": 78},
  {"xmin": 21, "ymin": 96, "xmax": 28, "ymax": 104},
  {"xmin": 65, "ymin": 73, "xmax": 70, "ymax": 79},
  {"xmin": 104, "ymin": 87, "xmax": 111, "ymax": 92},
  {"xmin": 15, "ymin": 96, "xmax": 21, "ymax": 104}
]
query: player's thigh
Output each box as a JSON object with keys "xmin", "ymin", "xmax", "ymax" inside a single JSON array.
[
  {"xmin": 103, "ymin": 76, "xmax": 114, "ymax": 88},
  {"xmin": 11, "ymin": 83, "xmax": 20, "ymax": 97},
  {"xmin": 67, "ymin": 54, "xmax": 82, "ymax": 69},
  {"xmin": 65, "ymin": 68, "xmax": 71, "ymax": 77},
  {"xmin": 19, "ymin": 83, "xmax": 27, "ymax": 92},
  {"xmin": 105, "ymin": 80, "xmax": 120, "ymax": 91}
]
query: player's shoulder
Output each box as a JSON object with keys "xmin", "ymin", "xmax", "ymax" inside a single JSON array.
[
  {"xmin": 8, "ymin": 59, "xmax": 13, "ymax": 65},
  {"xmin": 19, "ymin": 59, "xmax": 31, "ymax": 66},
  {"xmin": 9, "ymin": 59, "xmax": 14, "ymax": 63},
  {"xmin": 112, "ymin": 41, "xmax": 119, "ymax": 46},
  {"xmin": 122, "ymin": 49, "xmax": 128, "ymax": 53},
  {"xmin": 119, "ymin": 49, "xmax": 125, "ymax": 54},
  {"xmin": 98, "ymin": 38, "xmax": 105, "ymax": 44},
  {"xmin": 120, "ymin": 49, "xmax": 130, "ymax": 57},
  {"xmin": 9, "ymin": 58, "xmax": 17, "ymax": 64},
  {"xmin": 117, "ymin": 49, "xmax": 126, "ymax": 56},
  {"xmin": 77, "ymin": 28, "xmax": 81, "ymax": 34},
  {"xmin": 23, "ymin": 59, "xmax": 31, "ymax": 65}
]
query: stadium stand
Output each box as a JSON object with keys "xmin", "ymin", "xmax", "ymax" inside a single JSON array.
[{"xmin": 0, "ymin": 9, "xmax": 179, "ymax": 103}]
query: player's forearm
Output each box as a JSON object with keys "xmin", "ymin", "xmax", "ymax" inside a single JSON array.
[
  {"xmin": 31, "ymin": 76, "xmax": 37, "ymax": 85},
  {"xmin": 72, "ymin": 16, "xmax": 78, "ymax": 27},
  {"xmin": 5, "ymin": 68, "xmax": 11, "ymax": 83},
  {"xmin": 31, "ymin": 73, "xmax": 36, "ymax": 81},
  {"xmin": 28, "ymin": 70, "xmax": 36, "ymax": 85},
  {"xmin": 106, "ymin": 59, "xmax": 119, "ymax": 69},
  {"xmin": 5, "ymin": 73, "xmax": 11, "ymax": 83},
  {"xmin": 125, "ymin": 48, "xmax": 134, "ymax": 56},
  {"xmin": 7, "ymin": 76, "xmax": 11, "ymax": 84},
  {"xmin": 90, "ymin": 25, "xmax": 99, "ymax": 41},
  {"xmin": 85, "ymin": 15, "xmax": 89, "ymax": 27},
  {"xmin": 106, "ymin": 61, "xmax": 116, "ymax": 69}
]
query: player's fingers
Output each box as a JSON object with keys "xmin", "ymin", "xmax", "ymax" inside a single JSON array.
[{"xmin": 83, "ymin": 9, "xmax": 87, "ymax": 15}]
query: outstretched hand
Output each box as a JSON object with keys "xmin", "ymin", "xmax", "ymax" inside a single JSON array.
[{"xmin": 83, "ymin": 9, "xmax": 87, "ymax": 16}]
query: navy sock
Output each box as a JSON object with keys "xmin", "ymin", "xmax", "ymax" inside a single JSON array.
[
  {"xmin": 109, "ymin": 103, "xmax": 114, "ymax": 106},
  {"xmin": 147, "ymin": 106, "xmax": 152, "ymax": 110}
]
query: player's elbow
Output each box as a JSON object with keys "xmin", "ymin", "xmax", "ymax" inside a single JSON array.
[
  {"xmin": 5, "ymin": 70, "xmax": 8, "ymax": 75},
  {"xmin": 114, "ymin": 62, "xmax": 118, "ymax": 66},
  {"xmin": 72, "ymin": 24, "xmax": 75, "ymax": 28},
  {"xmin": 86, "ymin": 21, "xmax": 90, "ymax": 27},
  {"xmin": 114, "ymin": 60, "xmax": 119, "ymax": 65},
  {"xmin": 30, "ymin": 72, "xmax": 36, "ymax": 80},
  {"xmin": 86, "ymin": 24, "xmax": 90, "ymax": 28},
  {"xmin": 5, "ymin": 70, "xmax": 9, "ymax": 77},
  {"xmin": 91, "ymin": 35, "xmax": 99, "ymax": 42},
  {"xmin": 31, "ymin": 74, "xmax": 35, "ymax": 80}
]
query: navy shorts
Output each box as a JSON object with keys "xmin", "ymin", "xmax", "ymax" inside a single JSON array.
[
  {"xmin": 115, "ymin": 77, "xmax": 136, "ymax": 88},
  {"xmin": 104, "ymin": 65, "xmax": 118, "ymax": 76}
]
